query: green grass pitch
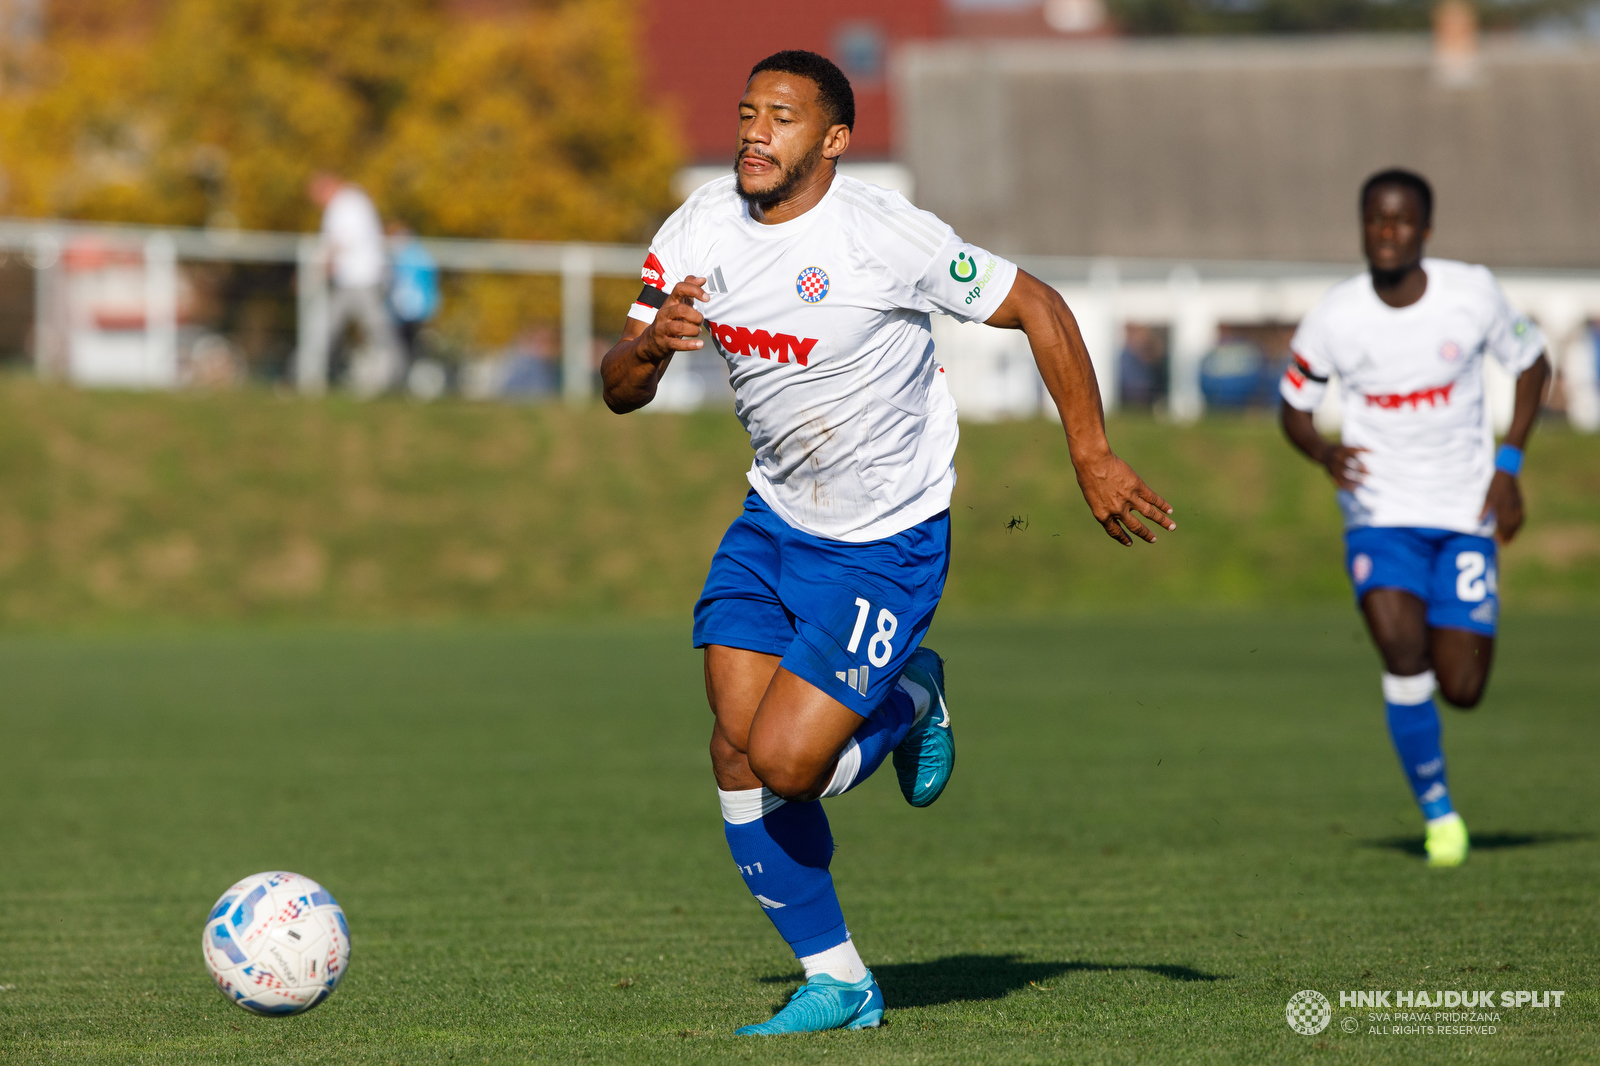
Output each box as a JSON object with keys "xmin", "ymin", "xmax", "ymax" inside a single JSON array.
[{"xmin": 1, "ymin": 611, "xmax": 1595, "ymax": 1063}]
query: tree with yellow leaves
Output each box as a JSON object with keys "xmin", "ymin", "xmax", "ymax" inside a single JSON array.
[{"xmin": 0, "ymin": 0, "xmax": 678, "ymax": 242}]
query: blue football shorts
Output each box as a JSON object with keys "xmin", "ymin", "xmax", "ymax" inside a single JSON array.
[
  {"xmin": 1344, "ymin": 526, "xmax": 1499, "ymax": 636},
  {"xmin": 693, "ymin": 491, "xmax": 951, "ymax": 717}
]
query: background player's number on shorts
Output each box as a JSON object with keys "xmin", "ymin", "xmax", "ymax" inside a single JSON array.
[
  {"xmin": 847, "ymin": 597, "xmax": 899, "ymax": 669},
  {"xmin": 1455, "ymin": 551, "xmax": 1490, "ymax": 602}
]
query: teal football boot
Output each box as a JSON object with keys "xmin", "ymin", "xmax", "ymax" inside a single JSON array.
[
  {"xmin": 735, "ymin": 972, "xmax": 885, "ymax": 1035},
  {"xmin": 892, "ymin": 646, "xmax": 954, "ymax": 807}
]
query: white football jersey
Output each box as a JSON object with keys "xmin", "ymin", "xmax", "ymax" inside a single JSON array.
[
  {"xmin": 629, "ymin": 174, "xmax": 1018, "ymax": 542},
  {"xmin": 1280, "ymin": 258, "xmax": 1545, "ymax": 535}
]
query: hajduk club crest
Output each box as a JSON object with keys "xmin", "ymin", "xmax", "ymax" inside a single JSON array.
[{"xmin": 796, "ymin": 266, "xmax": 829, "ymax": 303}]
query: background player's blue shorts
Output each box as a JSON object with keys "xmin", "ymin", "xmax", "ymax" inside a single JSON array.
[
  {"xmin": 693, "ymin": 491, "xmax": 951, "ymax": 717},
  {"xmin": 1344, "ymin": 526, "xmax": 1499, "ymax": 635}
]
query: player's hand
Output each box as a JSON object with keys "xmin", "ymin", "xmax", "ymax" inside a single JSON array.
[
  {"xmin": 639, "ymin": 277, "xmax": 708, "ymax": 363},
  {"xmin": 1074, "ymin": 450, "xmax": 1175, "ymax": 546},
  {"xmin": 1481, "ymin": 470, "xmax": 1524, "ymax": 545},
  {"xmin": 1319, "ymin": 444, "xmax": 1368, "ymax": 491}
]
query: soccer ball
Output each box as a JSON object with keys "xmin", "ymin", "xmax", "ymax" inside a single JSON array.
[{"xmin": 201, "ymin": 871, "xmax": 351, "ymax": 1015}]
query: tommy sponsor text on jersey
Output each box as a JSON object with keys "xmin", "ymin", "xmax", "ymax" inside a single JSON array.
[
  {"xmin": 630, "ymin": 175, "xmax": 1018, "ymax": 542},
  {"xmin": 1280, "ymin": 258, "xmax": 1545, "ymax": 535}
]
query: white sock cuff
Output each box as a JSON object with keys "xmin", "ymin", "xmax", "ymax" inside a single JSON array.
[
  {"xmin": 897, "ymin": 676, "xmax": 931, "ymax": 718},
  {"xmin": 718, "ymin": 786, "xmax": 786, "ymax": 825},
  {"xmin": 1382, "ymin": 670, "xmax": 1437, "ymax": 706},
  {"xmin": 800, "ymin": 935, "xmax": 868, "ymax": 983},
  {"xmin": 818, "ymin": 738, "xmax": 862, "ymax": 799}
]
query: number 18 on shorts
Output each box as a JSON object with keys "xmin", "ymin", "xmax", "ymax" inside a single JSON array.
[{"xmin": 693, "ymin": 492, "xmax": 951, "ymax": 717}]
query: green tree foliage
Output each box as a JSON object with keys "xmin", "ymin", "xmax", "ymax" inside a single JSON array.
[{"xmin": 0, "ymin": 0, "xmax": 677, "ymax": 241}]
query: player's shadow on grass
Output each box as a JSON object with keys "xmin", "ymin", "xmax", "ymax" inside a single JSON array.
[
  {"xmin": 760, "ymin": 954, "xmax": 1229, "ymax": 1008},
  {"xmin": 1365, "ymin": 830, "xmax": 1593, "ymax": 858}
]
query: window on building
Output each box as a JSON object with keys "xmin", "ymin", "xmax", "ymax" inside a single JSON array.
[{"xmin": 835, "ymin": 21, "xmax": 885, "ymax": 81}]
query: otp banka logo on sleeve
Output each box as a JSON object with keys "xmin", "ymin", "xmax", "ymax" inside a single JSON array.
[{"xmin": 949, "ymin": 250, "xmax": 998, "ymax": 305}]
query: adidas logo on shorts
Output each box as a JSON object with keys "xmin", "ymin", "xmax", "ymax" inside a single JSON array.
[{"xmin": 836, "ymin": 666, "xmax": 869, "ymax": 696}]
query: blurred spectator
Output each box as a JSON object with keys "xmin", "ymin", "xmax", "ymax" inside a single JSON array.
[
  {"xmin": 1570, "ymin": 321, "xmax": 1600, "ymax": 432},
  {"xmin": 1199, "ymin": 339, "xmax": 1267, "ymax": 409},
  {"xmin": 500, "ymin": 327, "xmax": 561, "ymax": 399},
  {"xmin": 308, "ymin": 173, "xmax": 404, "ymax": 397},
  {"xmin": 387, "ymin": 222, "xmax": 441, "ymax": 370},
  {"xmin": 1119, "ymin": 324, "xmax": 1168, "ymax": 409},
  {"xmin": 462, "ymin": 327, "xmax": 561, "ymax": 401}
]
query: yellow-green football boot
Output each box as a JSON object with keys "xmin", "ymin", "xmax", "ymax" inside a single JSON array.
[{"xmin": 1425, "ymin": 813, "xmax": 1469, "ymax": 867}]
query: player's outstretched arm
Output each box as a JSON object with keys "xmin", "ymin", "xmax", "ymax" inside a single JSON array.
[
  {"xmin": 601, "ymin": 277, "xmax": 708, "ymax": 414},
  {"xmin": 984, "ymin": 270, "xmax": 1175, "ymax": 546},
  {"xmin": 1280, "ymin": 405, "xmax": 1367, "ymax": 490},
  {"xmin": 1481, "ymin": 353, "xmax": 1550, "ymax": 544}
]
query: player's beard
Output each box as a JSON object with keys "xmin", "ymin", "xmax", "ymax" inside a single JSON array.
[
  {"xmin": 1369, "ymin": 265, "xmax": 1412, "ymax": 288},
  {"xmin": 733, "ymin": 139, "xmax": 827, "ymax": 210}
]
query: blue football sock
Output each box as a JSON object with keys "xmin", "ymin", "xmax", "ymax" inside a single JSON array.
[
  {"xmin": 1382, "ymin": 671, "xmax": 1454, "ymax": 821},
  {"xmin": 720, "ymin": 790, "xmax": 849, "ymax": 958},
  {"xmin": 819, "ymin": 684, "xmax": 917, "ymax": 798}
]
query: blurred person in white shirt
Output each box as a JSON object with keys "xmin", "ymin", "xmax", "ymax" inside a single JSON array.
[{"xmin": 308, "ymin": 174, "xmax": 404, "ymax": 397}]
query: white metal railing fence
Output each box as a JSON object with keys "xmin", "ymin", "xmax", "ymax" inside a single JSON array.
[
  {"xmin": 0, "ymin": 218, "xmax": 644, "ymax": 402},
  {"xmin": 3, "ymin": 218, "xmax": 1598, "ymax": 430},
  {"xmin": 935, "ymin": 255, "xmax": 1600, "ymax": 432}
]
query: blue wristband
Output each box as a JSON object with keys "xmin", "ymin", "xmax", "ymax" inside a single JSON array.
[{"xmin": 1495, "ymin": 444, "xmax": 1524, "ymax": 477}]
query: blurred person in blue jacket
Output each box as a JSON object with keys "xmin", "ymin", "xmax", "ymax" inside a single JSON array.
[{"xmin": 387, "ymin": 222, "xmax": 441, "ymax": 370}]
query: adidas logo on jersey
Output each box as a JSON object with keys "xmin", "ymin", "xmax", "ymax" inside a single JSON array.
[
  {"xmin": 706, "ymin": 320, "xmax": 819, "ymax": 367},
  {"xmin": 704, "ymin": 266, "xmax": 730, "ymax": 295}
]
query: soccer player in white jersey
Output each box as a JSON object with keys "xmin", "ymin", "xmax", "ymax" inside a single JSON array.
[
  {"xmin": 601, "ymin": 51, "xmax": 1174, "ymax": 1034},
  {"xmin": 1280, "ymin": 169, "xmax": 1550, "ymax": 868}
]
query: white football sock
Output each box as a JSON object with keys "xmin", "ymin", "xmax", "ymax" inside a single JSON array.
[
  {"xmin": 818, "ymin": 677, "xmax": 931, "ymax": 799},
  {"xmin": 897, "ymin": 675, "xmax": 931, "ymax": 719},
  {"xmin": 818, "ymin": 739, "xmax": 862, "ymax": 799},
  {"xmin": 800, "ymin": 936, "xmax": 868, "ymax": 983},
  {"xmin": 1382, "ymin": 670, "xmax": 1437, "ymax": 706},
  {"xmin": 717, "ymin": 786, "xmax": 786, "ymax": 825}
]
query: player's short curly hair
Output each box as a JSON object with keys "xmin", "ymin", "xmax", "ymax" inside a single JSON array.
[
  {"xmin": 1361, "ymin": 168, "xmax": 1433, "ymax": 226},
  {"xmin": 748, "ymin": 50, "xmax": 855, "ymax": 131}
]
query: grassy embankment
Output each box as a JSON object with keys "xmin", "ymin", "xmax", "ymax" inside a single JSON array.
[{"xmin": 0, "ymin": 376, "xmax": 1595, "ymax": 628}]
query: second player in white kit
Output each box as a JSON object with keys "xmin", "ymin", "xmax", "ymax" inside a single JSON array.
[
  {"xmin": 1283, "ymin": 256, "xmax": 1544, "ymax": 535},
  {"xmin": 1281, "ymin": 169, "xmax": 1550, "ymax": 867}
]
